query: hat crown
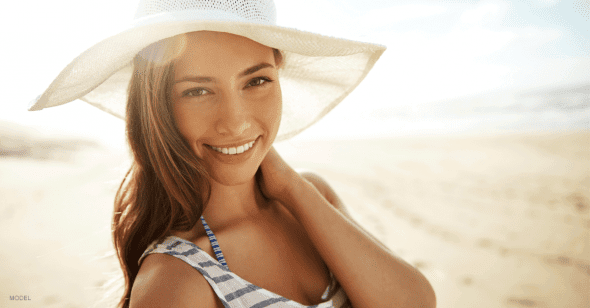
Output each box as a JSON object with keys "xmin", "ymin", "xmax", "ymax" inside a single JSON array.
[{"xmin": 134, "ymin": 0, "xmax": 277, "ymax": 24}]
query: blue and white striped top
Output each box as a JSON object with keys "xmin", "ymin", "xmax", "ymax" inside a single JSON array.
[{"xmin": 138, "ymin": 216, "xmax": 350, "ymax": 308}]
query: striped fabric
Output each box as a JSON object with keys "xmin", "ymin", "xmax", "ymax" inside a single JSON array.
[
  {"xmin": 200, "ymin": 216, "xmax": 229, "ymax": 268},
  {"xmin": 139, "ymin": 235, "xmax": 350, "ymax": 308}
]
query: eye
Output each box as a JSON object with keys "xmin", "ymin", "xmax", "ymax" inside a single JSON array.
[
  {"xmin": 183, "ymin": 88, "xmax": 211, "ymax": 97},
  {"xmin": 245, "ymin": 77, "xmax": 272, "ymax": 88}
]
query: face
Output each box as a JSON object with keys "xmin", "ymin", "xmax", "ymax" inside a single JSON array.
[{"xmin": 170, "ymin": 31, "xmax": 282, "ymax": 186}]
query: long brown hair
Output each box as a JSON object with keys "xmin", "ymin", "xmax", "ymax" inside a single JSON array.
[
  {"xmin": 111, "ymin": 34, "xmax": 284, "ymax": 308},
  {"xmin": 112, "ymin": 34, "xmax": 210, "ymax": 308}
]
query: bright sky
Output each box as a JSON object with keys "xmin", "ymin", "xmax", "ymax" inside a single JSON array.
[{"xmin": 1, "ymin": 0, "xmax": 588, "ymax": 145}]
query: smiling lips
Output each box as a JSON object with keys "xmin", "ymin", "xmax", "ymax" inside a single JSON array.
[{"xmin": 209, "ymin": 139, "xmax": 256, "ymax": 155}]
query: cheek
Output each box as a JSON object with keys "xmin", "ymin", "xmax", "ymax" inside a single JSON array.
[
  {"xmin": 256, "ymin": 86, "xmax": 282, "ymax": 132},
  {"xmin": 173, "ymin": 106, "xmax": 211, "ymax": 155}
]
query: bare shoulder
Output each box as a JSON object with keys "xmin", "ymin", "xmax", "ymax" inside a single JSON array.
[
  {"xmin": 298, "ymin": 170, "xmax": 349, "ymax": 216},
  {"xmin": 130, "ymin": 253, "xmax": 224, "ymax": 308}
]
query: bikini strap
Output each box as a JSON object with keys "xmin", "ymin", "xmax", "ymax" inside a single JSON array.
[{"xmin": 200, "ymin": 216, "xmax": 229, "ymax": 269}]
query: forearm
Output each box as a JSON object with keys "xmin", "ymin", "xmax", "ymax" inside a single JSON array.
[{"xmin": 283, "ymin": 176, "xmax": 436, "ymax": 308}]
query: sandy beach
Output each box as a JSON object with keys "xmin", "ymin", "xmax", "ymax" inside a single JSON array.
[{"xmin": 1, "ymin": 131, "xmax": 588, "ymax": 307}]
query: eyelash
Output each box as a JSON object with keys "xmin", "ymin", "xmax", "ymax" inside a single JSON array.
[
  {"xmin": 182, "ymin": 76, "xmax": 273, "ymax": 98},
  {"xmin": 183, "ymin": 88, "xmax": 210, "ymax": 97},
  {"xmin": 246, "ymin": 76, "xmax": 273, "ymax": 88}
]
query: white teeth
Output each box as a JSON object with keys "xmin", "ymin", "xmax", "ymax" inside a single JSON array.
[{"xmin": 210, "ymin": 139, "xmax": 256, "ymax": 155}]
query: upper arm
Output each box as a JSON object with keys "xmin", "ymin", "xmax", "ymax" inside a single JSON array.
[
  {"xmin": 299, "ymin": 171, "xmax": 350, "ymax": 217},
  {"xmin": 300, "ymin": 170, "xmax": 393, "ymax": 252},
  {"xmin": 130, "ymin": 253, "xmax": 224, "ymax": 308}
]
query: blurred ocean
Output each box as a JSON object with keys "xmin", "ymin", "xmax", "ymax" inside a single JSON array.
[{"xmin": 296, "ymin": 82, "xmax": 590, "ymax": 140}]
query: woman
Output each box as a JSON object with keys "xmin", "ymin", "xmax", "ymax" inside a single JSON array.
[{"xmin": 29, "ymin": 1, "xmax": 435, "ymax": 307}]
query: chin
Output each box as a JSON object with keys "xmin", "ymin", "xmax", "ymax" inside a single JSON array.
[{"xmin": 207, "ymin": 160, "xmax": 261, "ymax": 187}]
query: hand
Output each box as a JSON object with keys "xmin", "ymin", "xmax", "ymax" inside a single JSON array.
[{"xmin": 256, "ymin": 147, "xmax": 301, "ymax": 204}]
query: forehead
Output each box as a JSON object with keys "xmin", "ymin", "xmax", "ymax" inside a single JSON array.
[{"xmin": 172, "ymin": 31, "xmax": 274, "ymax": 76}]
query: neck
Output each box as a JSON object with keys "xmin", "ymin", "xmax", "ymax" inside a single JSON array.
[{"xmin": 201, "ymin": 175, "xmax": 268, "ymax": 228}]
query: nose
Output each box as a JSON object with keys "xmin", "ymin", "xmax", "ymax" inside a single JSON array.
[{"xmin": 215, "ymin": 94, "xmax": 251, "ymax": 136}]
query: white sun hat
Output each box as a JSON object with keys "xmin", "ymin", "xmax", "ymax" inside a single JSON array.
[{"xmin": 28, "ymin": 0, "xmax": 385, "ymax": 142}]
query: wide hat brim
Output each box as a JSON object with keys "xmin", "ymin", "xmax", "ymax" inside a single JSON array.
[{"xmin": 28, "ymin": 9, "xmax": 386, "ymax": 142}]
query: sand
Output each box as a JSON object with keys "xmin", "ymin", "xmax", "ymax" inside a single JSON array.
[{"xmin": 1, "ymin": 131, "xmax": 588, "ymax": 308}]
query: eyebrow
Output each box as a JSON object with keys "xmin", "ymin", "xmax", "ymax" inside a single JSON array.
[
  {"xmin": 239, "ymin": 62, "xmax": 274, "ymax": 77},
  {"xmin": 174, "ymin": 62, "xmax": 274, "ymax": 84}
]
